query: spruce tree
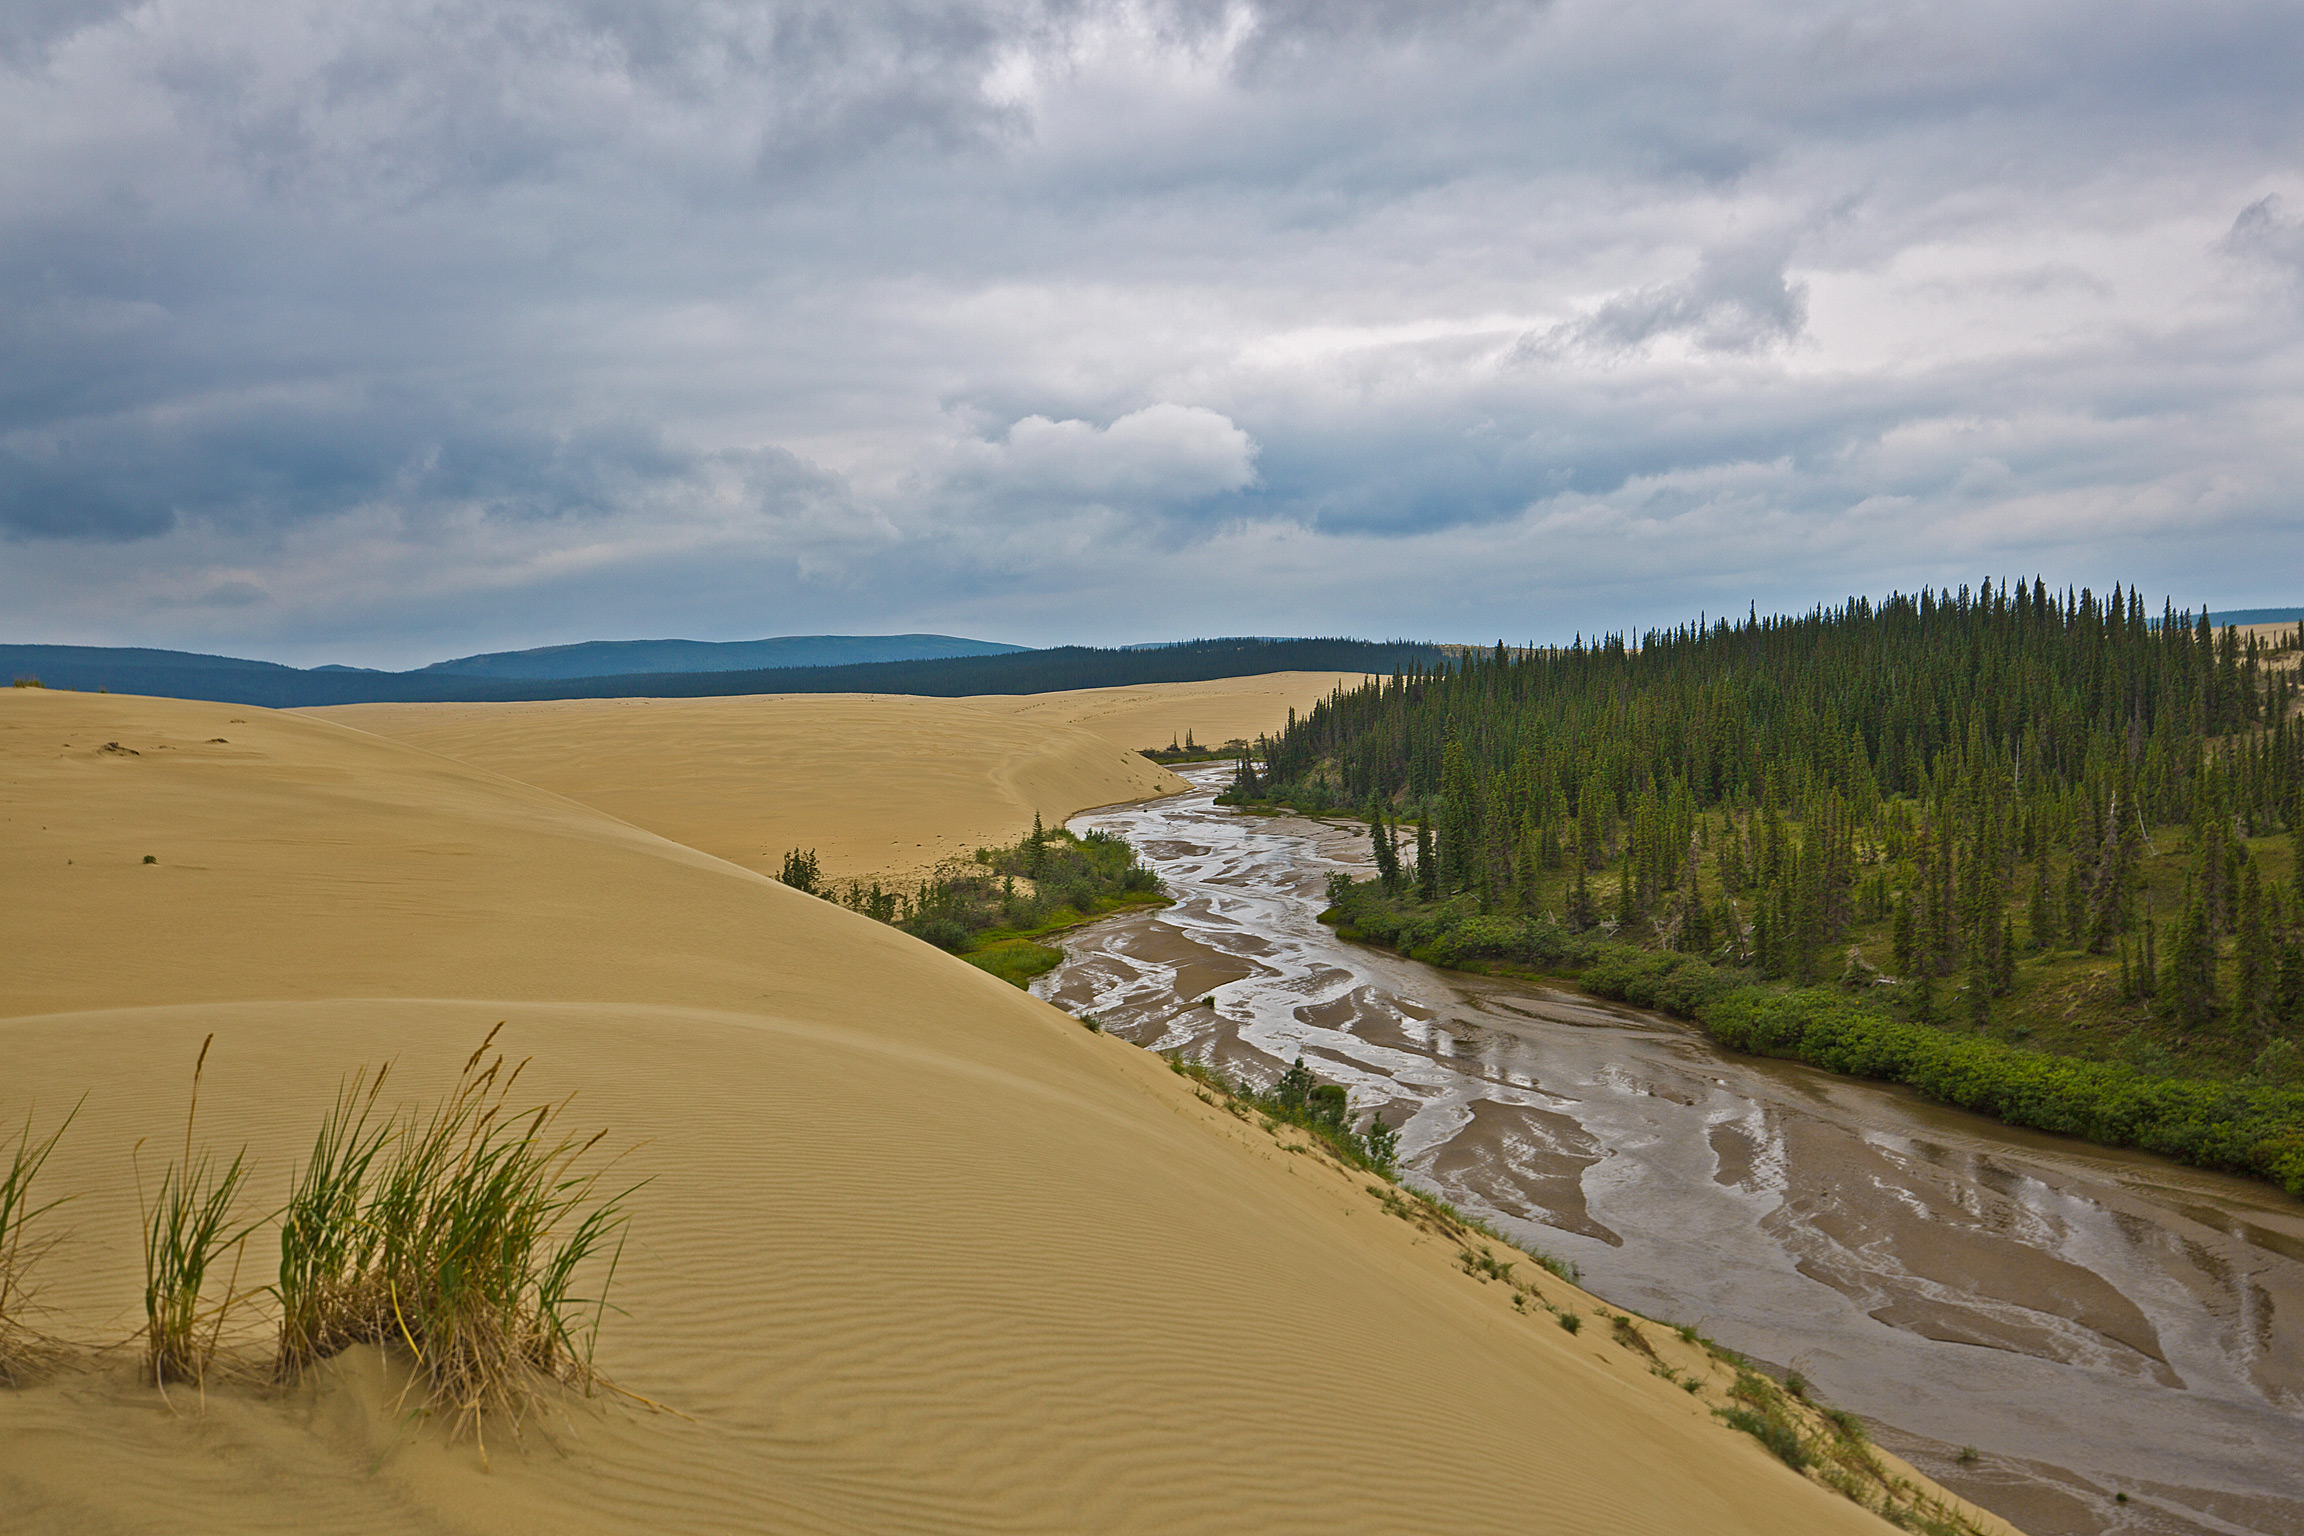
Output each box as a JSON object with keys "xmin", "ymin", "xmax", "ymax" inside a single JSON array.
[
  {"xmin": 1415, "ymin": 818, "xmax": 1437, "ymax": 902},
  {"xmin": 2029, "ymin": 852, "xmax": 2055, "ymax": 951},
  {"xmin": 1565, "ymin": 825, "xmax": 1593, "ymax": 928},
  {"xmin": 2235, "ymin": 858, "xmax": 2273, "ymax": 1037},
  {"xmin": 2163, "ymin": 879, "xmax": 2220, "ymax": 1036},
  {"xmin": 1515, "ymin": 819, "xmax": 1541, "ymax": 910},
  {"xmin": 1367, "ymin": 796, "xmax": 1400, "ymax": 893},
  {"xmin": 2279, "ymin": 936, "xmax": 2304, "ymax": 1033},
  {"xmin": 1682, "ymin": 889, "xmax": 1714, "ymax": 954},
  {"xmin": 1911, "ymin": 967, "xmax": 1938, "ymax": 1025}
]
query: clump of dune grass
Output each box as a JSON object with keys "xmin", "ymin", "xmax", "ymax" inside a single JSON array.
[
  {"xmin": 139, "ymin": 1035, "xmax": 260, "ymax": 1396},
  {"xmin": 0, "ymin": 1098, "xmax": 80, "ymax": 1384},
  {"xmin": 275, "ymin": 1065, "xmax": 395, "ymax": 1377},
  {"xmin": 273, "ymin": 1025, "xmax": 637, "ymax": 1457}
]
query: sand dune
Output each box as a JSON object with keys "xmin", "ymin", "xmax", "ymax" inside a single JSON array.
[
  {"xmin": 310, "ymin": 673, "xmax": 1366, "ymax": 884},
  {"xmin": 0, "ymin": 686, "xmax": 2015, "ymax": 1534}
]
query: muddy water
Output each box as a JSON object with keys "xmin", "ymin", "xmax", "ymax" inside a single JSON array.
[{"xmin": 1037, "ymin": 768, "xmax": 2304, "ymax": 1536}]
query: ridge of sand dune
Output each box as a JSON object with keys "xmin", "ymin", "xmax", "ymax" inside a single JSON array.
[
  {"xmin": 309, "ymin": 672, "xmax": 1367, "ymax": 883},
  {"xmin": 0, "ymin": 688, "xmax": 2015, "ymax": 1535}
]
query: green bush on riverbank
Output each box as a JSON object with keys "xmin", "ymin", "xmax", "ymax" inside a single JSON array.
[
  {"xmin": 780, "ymin": 820, "xmax": 1164, "ymax": 984},
  {"xmin": 1325, "ymin": 880, "xmax": 2304, "ymax": 1195},
  {"xmin": 1166, "ymin": 1052, "xmax": 1402, "ymax": 1178}
]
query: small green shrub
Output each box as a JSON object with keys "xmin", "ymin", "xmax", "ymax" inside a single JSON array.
[
  {"xmin": 778, "ymin": 847, "xmax": 821, "ymax": 895},
  {"xmin": 1557, "ymin": 1311, "xmax": 1582, "ymax": 1334},
  {"xmin": 1718, "ymin": 1405, "xmax": 1810, "ymax": 1470},
  {"xmin": 1165, "ymin": 1052, "xmax": 1401, "ymax": 1177}
]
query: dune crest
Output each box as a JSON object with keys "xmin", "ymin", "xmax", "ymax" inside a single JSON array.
[
  {"xmin": 1, "ymin": 688, "xmax": 2014, "ymax": 1534},
  {"xmin": 311, "ymin": 672, "xmax": 1367, "ymax": 884}
]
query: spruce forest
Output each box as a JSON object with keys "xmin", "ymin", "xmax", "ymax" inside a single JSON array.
[{"xmin": 1230, "ymin": 580, "xmax": 2304, "ymax": 1193}]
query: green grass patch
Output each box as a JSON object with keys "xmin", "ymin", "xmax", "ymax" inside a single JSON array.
[{"xmin": 962, "ymin": 938, "xmax": 1067, "ymax": 988}]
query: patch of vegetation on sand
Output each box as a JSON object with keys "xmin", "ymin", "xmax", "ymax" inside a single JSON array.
[
  {"xmin": 5, "ymin": 1027, "xmax": 638, "ymax": 1461},
  {"xmin": 1166, "ymin": 1052, "xmax": 1401, "ymax": 1178},
  {"xmin": 268, "ymin": 1025, "xmax": 638, "ymax": 1454},
  {"xmin": 1138, "ymin": 730, "xmax": 1249, "ymax": 766},
  {"xmin": 780, "ymin": 819, "xmax": 1166, "ymax": 986}
]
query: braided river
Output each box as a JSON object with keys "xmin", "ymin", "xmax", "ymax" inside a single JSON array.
[{"xmin": 1036, "ymin": 766, "xmax": 2304, "ymax": 1536}]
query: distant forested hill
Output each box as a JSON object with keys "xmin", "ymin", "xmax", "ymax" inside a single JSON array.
[
  {"xmin": 2, "ymin": 636, "xmax": 1441, "ymax": 708},
  {"xmin": 2208, "ymin": 608, "xmax": 2304, "ymax": 627},
  {"xmin": 416, "ymin": 633, "xmax": 1026, "ymax": 679}
]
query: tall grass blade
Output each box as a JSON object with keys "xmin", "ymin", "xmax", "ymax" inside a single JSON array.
[
  {"xmin": 0, "ymin": 1097, "xmax": 81, "ymax": 1384},
  {"xmin": 275, "ymin": 1065, "xmax": 392, "ymax": 1377},
  {"xmin": 140, "ymin": 1035, "xmax": 261, "ymax": 1397}
]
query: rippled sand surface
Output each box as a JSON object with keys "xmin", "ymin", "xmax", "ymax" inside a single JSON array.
[
  {"xmin": 1, "ymin": 687, "xmax": 1987, "ymax": 1535},
  {"xmin": 1041, "ymin": 768, "xmax": 2304, "ymax": 1536}
]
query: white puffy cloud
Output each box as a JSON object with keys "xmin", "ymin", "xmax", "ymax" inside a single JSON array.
[{"xmin": 953, "ymin": 404, "xmax": 1258, "ymax": 507}]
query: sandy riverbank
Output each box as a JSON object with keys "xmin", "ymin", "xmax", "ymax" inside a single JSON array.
[{"xmin": 1, "ymin": 683, "xmax": 2014, "ymax": 1534}]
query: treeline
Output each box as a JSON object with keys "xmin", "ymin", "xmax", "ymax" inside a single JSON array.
[
  {"xmin": 1248, "ymin": 582, "xmax": 2302, "ymax": 1038},
  {"xmin": 1257, "ymin": 582, "xmax": 2304, "ymax": 1191},
  {"xmin": 3, "ymin": 636, "xmax": 1444, "ymax": 708},
  {"xmin": 1253, "ymin": 583, "xmax": 2297, "ymax": 844}
]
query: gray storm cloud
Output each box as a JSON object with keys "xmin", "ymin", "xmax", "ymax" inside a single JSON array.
[{"xmin": 1, "ymin": 0, "xmax": 2300, "ymax": 663}]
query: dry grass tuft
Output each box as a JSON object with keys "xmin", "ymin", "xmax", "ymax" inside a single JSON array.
[
  {"xmin": 272, "ymin": 1024, "xmax": 638, "ymax": 1456},
  {"xmin": 0, "ymin": 1098, "xmax": 80, "ymax": 1384}
]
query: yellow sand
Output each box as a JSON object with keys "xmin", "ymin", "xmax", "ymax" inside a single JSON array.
[
  {"xmin": 311, "ymin": 672, "xmax": 1369, "ymax": 883},
  {"xmin": 0, "ymin": 686, "xmax": 2016, "ymax": 1535}
]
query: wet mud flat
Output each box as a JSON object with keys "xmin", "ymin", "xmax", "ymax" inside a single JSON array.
[{"xmin": 1037, "ymin": 767, "xmax": 2304, "ymax": 1536}]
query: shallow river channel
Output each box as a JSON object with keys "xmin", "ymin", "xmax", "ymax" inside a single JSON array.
[{"xmin": 1036, "ymin": 767, "xmax": 2304, "ymax": 1536}]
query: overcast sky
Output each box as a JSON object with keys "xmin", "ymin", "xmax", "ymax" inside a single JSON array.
[{"xmin": 4, "ymin": 0, "xmax": 2301, "ymax": 666}]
